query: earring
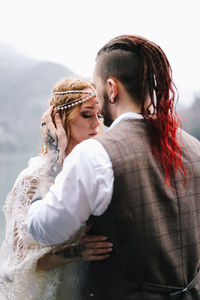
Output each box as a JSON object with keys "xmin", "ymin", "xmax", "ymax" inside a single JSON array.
[
  {"xmin": 109, "ymin": 96, "xmax": 117, "ymax": 104},
  {"xmin": 146, "ymin": 108, "xmax": 152, "ymax": 115}
]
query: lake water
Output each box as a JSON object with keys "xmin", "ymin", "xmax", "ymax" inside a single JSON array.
[{"xmin": 0, "ymin": 151, "xmax": 35, "ymax": 245}]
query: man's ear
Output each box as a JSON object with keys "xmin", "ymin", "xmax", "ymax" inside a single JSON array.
[{"xmin": 107, "ymin": 78, "xmax": 119, "ymax": 103}]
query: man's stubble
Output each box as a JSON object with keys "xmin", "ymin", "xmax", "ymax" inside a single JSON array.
[{"xmin": 101, "ymin": 91, "xmax": 114, "ymax": 127}]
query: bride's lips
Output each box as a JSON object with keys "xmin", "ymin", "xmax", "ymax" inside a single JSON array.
[{"xmin": 89, "ymin": 132, "xmax": 98, "ymax": 137}]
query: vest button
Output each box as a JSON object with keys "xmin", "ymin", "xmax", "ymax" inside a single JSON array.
[{"xmin": 89, "ymin": 293, "xmax": 94, "ymax": 297}]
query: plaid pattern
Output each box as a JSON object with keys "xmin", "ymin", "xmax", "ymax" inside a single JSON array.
[{"xmin": 78, "ymin": 119, "xmax": 200, "ymax": 299}]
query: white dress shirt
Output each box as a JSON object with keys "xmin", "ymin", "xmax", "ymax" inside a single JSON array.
[{"xmin": 28, "ymin": 112, "xmax": 143, "ymax": 245}]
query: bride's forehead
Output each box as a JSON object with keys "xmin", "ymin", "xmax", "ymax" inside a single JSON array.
[{"xmin": 81, "ymin": 98, "xmax": 99, "ymax": 109}]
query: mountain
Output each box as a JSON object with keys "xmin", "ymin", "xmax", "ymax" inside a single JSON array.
[
  {"xmin": 0, "ymin": 44, "xmax": 74, "ymax": 152},
  {"xmin": 0, "ymin": 44, "xmax": 199, "ymax": 153}
]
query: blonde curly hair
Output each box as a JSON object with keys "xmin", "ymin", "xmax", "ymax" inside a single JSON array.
[{"xmin": 42, "ymin": 77, "xmax": 103, "ymax": 154}]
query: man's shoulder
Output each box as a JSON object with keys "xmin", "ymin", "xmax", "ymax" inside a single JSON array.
[
  {"xmin": 179, "ymin": 128, "xmax": 200, "ymax": 148},
  {"xmin": 94, "ymin": 119, "xmax": 146, "ymax": 143}
]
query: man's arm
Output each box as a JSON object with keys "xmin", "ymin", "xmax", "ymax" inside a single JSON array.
[{"xmin": 28, "ymin": 139, "xmax": 114, "ymax": 245}]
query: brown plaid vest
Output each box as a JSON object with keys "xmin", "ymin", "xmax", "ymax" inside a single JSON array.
[{"xmin": 76, "ymin": 119, "xmax": 200, "ymax": 300}]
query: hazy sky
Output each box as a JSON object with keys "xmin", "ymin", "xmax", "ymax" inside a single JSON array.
[{"xmin": 0, "ymin": 0, "xmax": 199, "ymax": 107}]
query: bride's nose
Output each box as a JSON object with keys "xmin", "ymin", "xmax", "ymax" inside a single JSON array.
[{"xmin": 91, "ymin": 115, "xmax": 100, "ymax": 128}]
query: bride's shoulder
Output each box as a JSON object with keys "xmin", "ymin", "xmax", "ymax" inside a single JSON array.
[
  {"xmin": 14, "ymin": 156, "xmax": 45, "ymax": 185},
  {"xmin": 27, "ymin": 155, "xmax": 44, "ymax": 169}
]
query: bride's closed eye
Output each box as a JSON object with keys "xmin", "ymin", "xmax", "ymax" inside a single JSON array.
[
  {"xmin": 81, "ymin": 113, "xmax": 103, "ymax": 119},
  {"xmin": 81, "ymin": 113, "xmax": 92, "ymax": 119}
]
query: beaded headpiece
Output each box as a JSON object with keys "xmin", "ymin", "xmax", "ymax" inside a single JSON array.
[{"xmin": 52, "ymin": 90, "xmax": 96, "ymax": 112}]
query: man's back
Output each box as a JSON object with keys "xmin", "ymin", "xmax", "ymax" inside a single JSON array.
[{"xmin": 77, "ymin": 119, "xmax": 200, "ymax": 299}]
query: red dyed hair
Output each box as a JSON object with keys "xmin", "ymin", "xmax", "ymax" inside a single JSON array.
[{"xmin": 96, "ymin": 35, "xmax": 186, "ymax": 188}]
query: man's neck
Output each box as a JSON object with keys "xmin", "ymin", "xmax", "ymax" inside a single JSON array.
[{"xmin": 113, "ymin": 100, "xmax": 142, "ymax": 120}]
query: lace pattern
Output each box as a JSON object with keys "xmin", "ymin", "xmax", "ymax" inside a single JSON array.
[{"xmin": 0, "ymin": 157, "xmax": 62, "ymax": 300}]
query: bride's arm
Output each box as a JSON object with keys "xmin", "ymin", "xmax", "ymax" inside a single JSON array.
[
  {"xmin": 32, "ymin": 107, "xmax": 67, "ymax": 199},
  {"xmin": 36, "ymin": 233, "xmax": 113, "ymax": 271},
  {"xmin": 2, "ymin": 173, "xmax": 50, "ymax": 265},
  {"xmin": 5, "ymin": 108, "xmax": 67, "ymax": 263}
]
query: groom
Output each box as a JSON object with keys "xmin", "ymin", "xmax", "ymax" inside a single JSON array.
[{"xmin": 29, "ymin": 35, "xmax": 200, "ymax": 299}]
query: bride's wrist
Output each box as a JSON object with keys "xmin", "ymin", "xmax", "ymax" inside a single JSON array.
[
  {"xmin": 59, "ymin": 151, "xmax": 66, "ymax": 164},
  {"xmin": 51, "ymin": 242, "xmax": 83, "ymax": 259}
]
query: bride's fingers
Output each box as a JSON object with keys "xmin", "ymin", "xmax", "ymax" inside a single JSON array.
[
  {"xmin": 87, "ymin": 248, "xmax": 113, "ymax": 255},
  {"xmin": 83, "ymin": 247, "xmax": 112, "ymax": 261},
  {"xmin": 41, "ymin": 106, "xmax": 57, "ymax": 141},
  {"xmin": 82, "ymin": 241, "xmax": 113, "ymax": 250},
  {"xmin": 41, "ymin": 106, "xmax": 54, "ymax": 120},
  {"xmin": 54, "ymin": 113, "xmax": 68, "ymax": 152},
  {"xmin": 54, "ymin": 113, "xmax": 66, "ymax": 135}
]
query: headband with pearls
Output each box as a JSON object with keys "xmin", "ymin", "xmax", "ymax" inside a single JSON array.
[{"xmin": 52, "ymin": 90, "xmax": 96, "ymax": 112}]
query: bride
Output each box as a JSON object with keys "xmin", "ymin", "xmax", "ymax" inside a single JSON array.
[{"xmin": 0, "ymin": 77, "xmax": 113, "ymax": 299}]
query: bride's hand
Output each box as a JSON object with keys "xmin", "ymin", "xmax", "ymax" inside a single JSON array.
[
  {"xmin": 36, "ymin": 235, "xmax": 113, "ymax": 272},
  {"xmin": 41, "ymin": 106, "xmax": 68, "ymax": 162},
  {"xmin": 51, "ymin": 235, "xmax": 113, "ymax": 261},
  {"xmin": 79, "ymin": 234, "xmax": 113, "ymax": 261}
]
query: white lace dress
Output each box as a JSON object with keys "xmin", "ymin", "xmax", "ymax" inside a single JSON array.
[{"xmin": 0, "ymin": 156, "xmax": 64, "ymax": 300}]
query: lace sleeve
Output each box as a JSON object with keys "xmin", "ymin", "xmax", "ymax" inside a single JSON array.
[
  {"xmin": 0, "ymin": 159, "xmax": 62, "ymax": 300},
  {"xmin": 10, "ymin": 176, "xmax": 42, "ymax": 261}
]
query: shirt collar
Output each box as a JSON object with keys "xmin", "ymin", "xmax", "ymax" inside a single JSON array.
[{"xmin": 108, "ymin": 112, "xmax": 143, "ymax": 130}]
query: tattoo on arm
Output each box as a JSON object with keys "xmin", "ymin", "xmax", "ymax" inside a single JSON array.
[
  {"xmin": 30, "ymin": 125, "xmax": 64, "ymax": 203},
  {"xmin": 44, "ymin": 126, "xmax": 62, "ymax": 178},
  {"xmin": 51, "ymin": 242, "xmax": 83, "ymax": 259}
]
